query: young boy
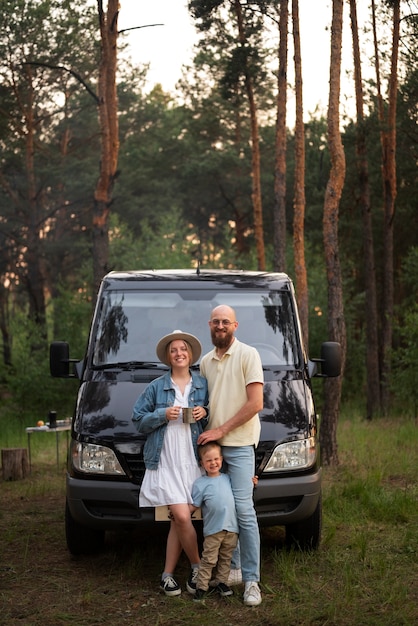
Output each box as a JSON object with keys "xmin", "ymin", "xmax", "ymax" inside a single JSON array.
[{"xmin": 191, "ymin": 442, "xmax": 238, "ymax": 601}]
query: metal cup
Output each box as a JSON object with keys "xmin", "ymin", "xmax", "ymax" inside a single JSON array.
[{"xmin": 182, "ymin": 407, "xmax": 195, "ymax": 423}]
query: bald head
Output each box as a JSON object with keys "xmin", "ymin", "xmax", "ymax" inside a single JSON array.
[
  {"xmin": 210, "ymin": 305, "xmax": 237, "ymax": 323},
  {"xmin": 209, "ymin": 305, "xmax": 238, "ymax": 351}
]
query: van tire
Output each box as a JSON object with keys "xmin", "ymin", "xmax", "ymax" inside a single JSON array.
[
  {"xmin": 285, "ymin": 492, "xmax": 322, "ymax": 551},
  {"xmin": 65, "ymin": 500, "xmax": 105, "ymax": 555}
]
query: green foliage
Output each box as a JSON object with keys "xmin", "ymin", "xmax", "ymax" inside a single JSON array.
[
  {"xmin": 2, "ymin": 286, "xmax": 90, "ymax": 424},
  {"xmin": 0, "ymin": 0, "xmax": 417, "ymax": 418},
  {"xmin": 108, "ymin": 210, "xmax": 258, "ymax": 272},
  {"xmin": 391, "ymin": 305, "xmax": 418, "ymax": 417},
  {"xmin": 48, "ymin": 281, "xmax": 92, "ymax": 354},
  {"xmin": 391, "ymin": 248, "xmax": 418, "ymax": 417},
  {"xmin": 3, "ymin": 313, "xmax": 61, "ymax": 421},
  {"xmin": 109, "ymin": 210, "xmax": 199, "ymax": 270},
  {"xmin": 390, "ymin": 248, "xmax": 418, "ymax": 416}
]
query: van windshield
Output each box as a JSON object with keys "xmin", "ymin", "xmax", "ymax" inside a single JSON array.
[{"xmin": 91, "ymin": 289, "xmax": 301, "ymax": 368}]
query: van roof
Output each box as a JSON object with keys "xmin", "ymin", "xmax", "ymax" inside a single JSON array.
[{"xmin": 102, "ymin": 269, "xmax": 293, "ymax": 291}]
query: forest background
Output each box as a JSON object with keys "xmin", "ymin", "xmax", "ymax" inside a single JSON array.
[{"xmin": 0, "ymin": 0, "xmax": 417, "ymax": 461}]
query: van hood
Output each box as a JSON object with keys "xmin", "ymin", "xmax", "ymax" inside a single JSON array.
[
  {"xmin": 73, "ymin": 375, "xmax": 312, "ymax": 446},
  {"xmin": 74, "ymin": 381, "xmax": 146, "ymax": 443}
]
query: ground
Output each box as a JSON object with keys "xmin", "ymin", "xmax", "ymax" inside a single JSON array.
[{"xmin": 0, "ymin": 469, "xmax": 282, "ymax": 626}]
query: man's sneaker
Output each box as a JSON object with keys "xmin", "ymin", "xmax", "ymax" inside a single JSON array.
[
  {"xmin": 160, "ymin": 575, "xmax": 181, "ymax": 597},
  {"xmin": 216, "ymin": 582, "xmax": 234, "ymax": 597},
  {"xmin": 243, "ymin": 581, "xmax": 262, "ymax": 607},
  {"xmin": 186, "ymin": 567, "xmax": 199, "ymax": 594},
  {"xmin": 227, "ymin": 568, "xmax": 243, "ymax": 585},
  {"xmin": 193, "ymin": 588, "xmax": 207, "ymax": 602}
]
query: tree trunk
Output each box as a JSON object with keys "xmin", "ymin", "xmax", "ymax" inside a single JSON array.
[
  {"xmin": 320, "ymin": 0, "xmax": 346, "ymax": 467},
  {"xmin": 373, "ymin": 0, "xmax": 399, "ymax": 414},
  {"xmin": 2, "ymin": 448, "xmax": 29, "ymax": 481},
  {"xmin": 291, "ymin": 0, "xmax": 309, "ymax": 346},
  {"xmin": 0, "ymin": 284, "xmax": 12, "ymax": 366},
  {"xmin": 23, "ymin": 64, "xmax": 47, "ymax": 329},
  {"xmin": 349, "ymin": 0, "xmax": 381, "ymax": 419},
  {"xmin": 273, "ymin": 0, "xmax": 288, "ymax": 272},
  {"xmin": 232, "ymin": 104, "xmax": 250, "ymax": 255},
  {"xmin": 93, "ymin": 0, "xmax": 120, "ymax": 298},
  {"xmin": 234, "ymin": 0, "xmax": 265, "ymax": 271}
]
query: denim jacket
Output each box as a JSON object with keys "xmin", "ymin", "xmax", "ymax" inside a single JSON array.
[{"xmin": 132, "ymin": 371, "xmax": 209, "ymax": 469}]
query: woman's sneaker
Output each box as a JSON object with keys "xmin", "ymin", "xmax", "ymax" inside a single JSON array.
[
  {"xmin": 160, "ymin": 575, "xmax": 181, "ymax": 597},
  {"xmin": 227, "ymin": 568, "xmax": 242, "ymax": 585},
  {"xmin": 186, "ymin": 567, "xmax": 199, "ymax": 594},
  {"xmin": 216, "ymin": 582, "xmax": 234, "ymax": 597}
]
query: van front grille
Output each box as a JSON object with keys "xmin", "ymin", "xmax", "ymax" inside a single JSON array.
[{"xmin": 122, "ymin": 453, "xmax": 145, "ymax": 484}]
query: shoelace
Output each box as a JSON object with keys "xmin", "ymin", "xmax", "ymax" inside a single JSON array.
[
  {"xmin": 245, "ymin": 583, "xmax": 259, "ymax": 596},
  {"xmin": 163, "ymin": 576, "xmax": 178, "ymax": 589}
]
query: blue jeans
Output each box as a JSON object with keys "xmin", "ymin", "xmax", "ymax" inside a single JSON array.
[{"xmin": 221, "ymin": 445, "xmax": 260, "ymax": 582}]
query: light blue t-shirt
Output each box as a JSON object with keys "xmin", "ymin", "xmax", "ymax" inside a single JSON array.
[{"xmin": 192, "ymin": 473, "xmax": 239, "ymax": 537}]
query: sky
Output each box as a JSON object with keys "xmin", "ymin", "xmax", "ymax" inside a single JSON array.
[{"xmin": 116, "ymin": 0, "xmax": 373, "ymax": 122}]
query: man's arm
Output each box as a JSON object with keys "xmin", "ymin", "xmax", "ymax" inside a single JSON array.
[{"xmin": 197, "ymin": 382, "xmax": 263, "ymax": 445}]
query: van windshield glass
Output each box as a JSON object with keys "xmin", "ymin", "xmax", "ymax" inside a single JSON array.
[{"xmin": 91, "ymin": 289, "xmax": 300, "ymax": 368}]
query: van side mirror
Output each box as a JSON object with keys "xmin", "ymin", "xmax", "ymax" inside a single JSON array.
[
  {"xmin": 320, "ymin": 342, "xmax": 341, "ymax": 377},
  {"xmin": 308, "ymin": 341, "xmax": 342, "ymax": 378},
  {"xmin": 50, "ymin": 341, "xmax": 71, "ymax": 377}
]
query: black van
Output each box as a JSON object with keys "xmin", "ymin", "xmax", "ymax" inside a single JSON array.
[{"xmin": 50, "ymin": 269, "xmax": 341, "ymax": 555}]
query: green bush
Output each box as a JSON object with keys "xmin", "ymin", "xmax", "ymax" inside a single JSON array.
[{"xmin": 391, "ymin": 304, "xmax": 418, "ymax": 417}]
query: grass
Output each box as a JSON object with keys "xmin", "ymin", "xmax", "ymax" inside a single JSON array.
[{"xmin": 0, "ymin": 413, "xmax": 417, "ymax": 625}]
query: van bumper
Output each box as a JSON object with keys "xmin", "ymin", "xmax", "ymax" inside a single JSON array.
[
  {"xmin": 254, "ymin": 468, "xmax": 322, "ymax": 526},
  {"xmin": 66, "ymin": 475, "xmax": 150, "ymax": 529},
  {"xmin": 67, "ymin": 467, "xmax": 321, "ymax": 530}
]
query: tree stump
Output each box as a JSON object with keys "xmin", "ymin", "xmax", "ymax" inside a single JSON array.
[{"xmin": 1, "ymin": 448, "xmax": 29, "ymax": 481}]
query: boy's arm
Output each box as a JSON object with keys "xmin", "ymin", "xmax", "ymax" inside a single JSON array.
[{"xmin": 191, "ymin": 480, "xmax": 203, "ymax": 512}]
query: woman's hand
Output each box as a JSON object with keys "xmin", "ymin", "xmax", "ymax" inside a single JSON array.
[
  {"xmin": 166, "ymin": 406, "xmax": 181, "ymax": 421},
  {"xmin": 193, "ymin": 406, "xmax": 207, "ymax": 421}
]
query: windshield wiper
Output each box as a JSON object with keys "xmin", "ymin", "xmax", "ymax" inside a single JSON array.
[{"xmin": 92, "ymin": 361, "xmax": 163, "ymax": 370}]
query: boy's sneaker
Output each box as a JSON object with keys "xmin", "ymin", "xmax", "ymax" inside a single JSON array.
[
  {"xmin": 160, "ymin": 575, "xmax": 181, "ymax": 597},
  {"xmin": 216, "ymin": 582, "xmax": 234, "ymax": 597},
  {"xmin": 243, "ymin": 581, "xmax": 262, "ymax": 606},
  {"xmin": 227, "ymin": 568, "xmax": 242, "ymax": 585},
  {"xmin": 193, "ymin": 588, "xmax": 207, "ymax": 602},
  {"xmin": 186, "ymin": 567, "xmax": 199, "ymax": 594}
]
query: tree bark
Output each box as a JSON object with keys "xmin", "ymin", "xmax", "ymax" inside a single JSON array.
[
  {"xmin": 320, "ymin": 0, "xmax": 346, "ymax": 467},
  {"xmin": 22, "ymin": 63, "xmax": 47, "ymax": 329},
  {"xmin": 232, "ymin": 104, "xmax": 250, "ymax": 255},
  {"xmin": 93, "ymin": 0, "xmax": 120, "ymax": 297},
  {"xmin": 234, "ymin": 0, "xmax": 265, "ymax": 270},
  {"xmin": 372, "ymin": 0, "xmax": 399, "ymax": 414},
  {"xmin": 291, "ymin": 0, "xmax": 309, "ymax": 346},
  {"xmin": 273, "ymin": 0, "xmax": 288, "ymax": 272},
  {"xmin": 349, "ymin": 0, "xmax": 381, "ymax": 419},
  {"xmin": 0, "ymin": 284, "xmax": 12, "ymax": 366}
]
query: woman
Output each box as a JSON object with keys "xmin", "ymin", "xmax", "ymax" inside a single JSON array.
[{"xmin": 132, "ymin": 330, "xmax": 208, "ymax": 597}]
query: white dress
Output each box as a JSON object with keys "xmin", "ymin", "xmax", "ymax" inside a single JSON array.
[{"xmin": 139, "ymin": 378, "xmax": 204, "ymax": 507}]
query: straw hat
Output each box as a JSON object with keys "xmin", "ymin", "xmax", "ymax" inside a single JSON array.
[{"xmin": 156, "ymin": 330, "xmax": 202, "ymax": 366}]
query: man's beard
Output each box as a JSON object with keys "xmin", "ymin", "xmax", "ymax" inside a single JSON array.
[{"xmin": 211, "ymin": 329, "xmax": 233, "ymax": 350}]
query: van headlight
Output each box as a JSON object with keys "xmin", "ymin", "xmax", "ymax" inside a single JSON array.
[
  {"xmin": 71, "ymin": 441, "xmax": 125, "ymax": 475},
  {"xmin": 263, "ymin": 437, "xmax": 317, "ymax": 471}
]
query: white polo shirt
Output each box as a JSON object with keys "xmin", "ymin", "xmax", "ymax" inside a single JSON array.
[{"xmin": 200, "ymin": 338, "xmax": 263, "ymax": 447}]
